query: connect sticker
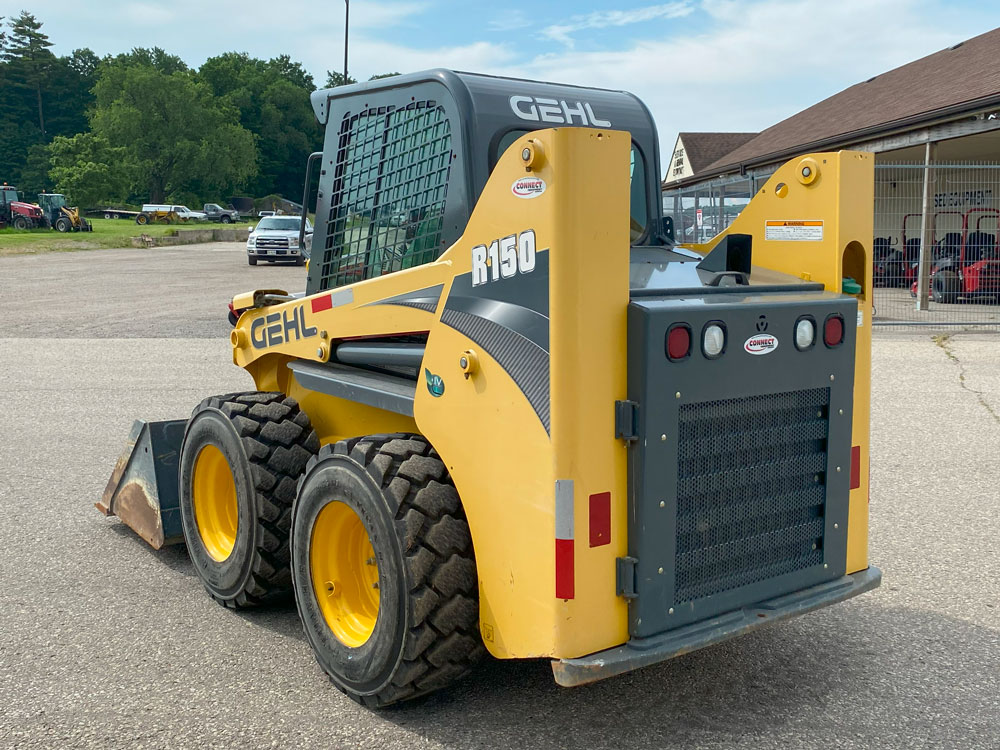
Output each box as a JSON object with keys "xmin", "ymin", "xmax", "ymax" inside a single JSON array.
[
  {"xmin": 512, "ymin": 177, "xmax": 546, "ymax": 199},
  {"xmin": 744, "ymin": 334, "xmax": 779, "ymax": 355},
  {"xmin": 765, "ymin": 220, "xmax": 823, "ymax": 241}
]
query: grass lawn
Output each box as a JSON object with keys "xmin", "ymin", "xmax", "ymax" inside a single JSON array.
[{"xmin": 0, "ymin": 217, "xmax": 256, "ymax": 257}]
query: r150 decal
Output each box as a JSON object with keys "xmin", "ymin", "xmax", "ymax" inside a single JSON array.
[{"xmin": 472, "ymin": 229, "xmax": 537, "ymax": 286}]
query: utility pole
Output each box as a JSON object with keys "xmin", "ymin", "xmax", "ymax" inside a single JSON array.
[{"xmin": 344, "ymin": 0, "xmax": 349, "ymax": 85}]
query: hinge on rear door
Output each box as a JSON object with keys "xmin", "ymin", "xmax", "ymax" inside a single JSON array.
[
  {"xmin": 615, "ymin": 400, "xmax": 639, "ymax": 442},
  {"xmin": 616, "ymin": 556, "xmax": 638, "ymax": 599}
]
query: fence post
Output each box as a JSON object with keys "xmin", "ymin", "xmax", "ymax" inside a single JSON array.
[{"xmin": 916, "ymin": 142, "xmax": 937, "ymax": 310}]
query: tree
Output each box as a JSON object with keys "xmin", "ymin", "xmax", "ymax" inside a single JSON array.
[
  {"xmin": 91, "ymin": 62, "xmax": 256, "ymax": 202},
  {"xmin": 324, "ymin": 70, "xmax": 357, "ymax": 88},
  {"xmin": 323, "ymin": 71, "xmax": 401, "ymax": 88},
  {"xmin": 17, "ymin": 143, "xmax": 52, "ymax": 195},
  {"xmin": 49, "ymin": 132, "xmax": 134, "ymax": 206},
  {"xmin": 67, "ymin": 48, "xmax": 100, "ymax": 80},
  {"xmin": 104, "ymin": 47, "xmax": 188, "ymax": 75},
  {"xmin": 4, "ymin": 12, "xmax": 54, "ymax": 135},
  {"xmin": 200, "ymin": 53, "xmax": 320, "ymax": 199}
]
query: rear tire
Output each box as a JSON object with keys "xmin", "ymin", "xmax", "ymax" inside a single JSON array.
[
  {"xmin": 291, "ymin": 434, "xmax": 483, "ymax": 707},
  {"xmin": 104, "ymin": 212, "xmax": 112, "ymax": 219},
  {"xmin": 932, "ymin": 270, "xmax": 960, "ymax": 304},
  {"xmin": 179, "ymin": 392, "xmax": 319, "ymax": 607}
]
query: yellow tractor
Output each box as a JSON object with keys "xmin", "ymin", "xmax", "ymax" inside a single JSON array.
[
  {"xmin": 37, "ymin": 193, "xmax": 92, "ymax": 232},
  {"xmin": 100, "ymin": 70, "xmax": 881, "ymax": 707}
]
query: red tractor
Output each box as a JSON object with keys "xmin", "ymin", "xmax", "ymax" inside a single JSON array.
[
  {"xmin": 910, "ymin": 207, "xmax": 1000, "ymax": 303},
  {"xmin": 0, "ymin": 183, "xmax": 44, "ymax": 229}
]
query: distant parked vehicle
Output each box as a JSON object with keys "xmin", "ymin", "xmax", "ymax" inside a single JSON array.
[
  {"xmin": 0, "ymin": 183, "xmax": 44, "ymax": 229},
  {"xmin": 37, "ymin": 193, "xmax": 92, "ymax": 232},
  {"xmin": 246, "ymin": 215, "xmax": 311, "ymax": 266},
  {"xmin": 135, "ymin": 204, "xmax": 207, "ymax": 225},
  {"xmin": 203, "ymin": 203, "xmax": 241, "ymax": 223}
]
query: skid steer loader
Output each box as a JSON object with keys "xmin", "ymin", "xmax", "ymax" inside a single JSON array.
[{"xmin": 99, "ymin": 70, "xmax": 881, "ymax": 706}]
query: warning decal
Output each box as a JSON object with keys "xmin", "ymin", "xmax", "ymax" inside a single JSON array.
[{"xmin": 765, "ymin": 220, "xmax": 824, "ymax": 241}]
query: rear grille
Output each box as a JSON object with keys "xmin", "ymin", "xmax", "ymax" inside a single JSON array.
[{"xmin": 674, "ymin": 388, "xmax": 829, "ymax": 605}]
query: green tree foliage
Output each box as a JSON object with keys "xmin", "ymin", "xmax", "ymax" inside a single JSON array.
[
  {"xmin": 323, "ymin": 71, "xmax": 400, "ymax": 88},
  {"xmin": 0, "ymin": 14, "xmax": 96, "ymax": 189},
  {"xmin": 91, "ymin": 61, "xmax": 256, "ymax": 202},
  {"xmin": 324, "ymin": 70, "xmax": 357, "ymax": 88},
  {"xmin": 3, "ymin": 11, "xmax": 53, "ymax": 135},
  {"xmin": 48, "ymin": 133, "xmax": 132, "ymax": 206},
  {"xmin": 199, "ymin": 52, "xmax": 319, "ymax": 200},
  {"xmin": 106, "ymin": 46, "xmax": 188, "ymax": 75}
]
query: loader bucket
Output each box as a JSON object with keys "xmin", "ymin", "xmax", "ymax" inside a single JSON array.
[{"xmin": 97, "ymin": 419, "xmax": 187, "ymax": 549}]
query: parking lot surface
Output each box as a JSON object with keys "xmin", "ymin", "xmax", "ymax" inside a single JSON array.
[{"xmin": 1, "ymin": 243, "xmax": 998, "ymax": 749}]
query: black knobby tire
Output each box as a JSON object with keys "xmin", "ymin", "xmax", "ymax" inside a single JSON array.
[
  {"xmin": 56, "ymin": 217, "xmax": 71, "ymax": 232},
  {"xmin": 179, "ymin": 392, "xmax": 319, "ymax": 607},
  {"xmin": 292, "ymin": 434, "xmax": 483, "ymax": 707},
  {"xmin": 932, "ymin": 269, "xmax": 960, "ymax": 304}
]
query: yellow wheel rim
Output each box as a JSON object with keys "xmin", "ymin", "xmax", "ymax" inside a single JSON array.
[
  {"xmin": 192, "ymin": 445, "xmax": 239, "ymax": 562},
  {"xmin": 310, "ymin": 502, "xmax": 380, "ymax": 647}
]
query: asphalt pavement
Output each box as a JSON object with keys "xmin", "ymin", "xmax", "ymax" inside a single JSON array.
[{"xmin": 0, "ymin": 243, "xmax": 997, "ymax": 749}]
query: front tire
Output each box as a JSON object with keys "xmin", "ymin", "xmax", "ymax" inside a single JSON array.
[
  {"xmin": 56, "ymin": 217, "xmax": 71, "ymax": 232},
  {"xmin": 932, "ymin": 269, "xmax": 960, "ymax": 304},
  {"xmin": 136, "ymin": 213, "xmax": 149, "ymax": 225},
  {"xmin": 178, "ymin": 392, "xmax": 319, "ymax": 607},
  {"xmin": 248, "ymin": 256, "xmax": 258, "ymax": 266},
  {"xmin": 12, "ymin": 216, "xmax": 27, "ymax": 230},
  {"xmin": 221, "ymin": 215, "xmax": 232, "ymax": 224},
  {"xmin": 292, "ymin": 434, "xmax": 482, "ymax": 707}
]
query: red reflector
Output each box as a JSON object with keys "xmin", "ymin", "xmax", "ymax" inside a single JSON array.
[
  {"xmin": 555, "ymin": 539, "xmax": 575, "ymax": 599},
  {"xmin": 311, "ymin": 294, "xmax": 333, "ymax": 313},
  {"xmin": 589, "ymin": 492, "xmax": 611, "ymax": 548},
  {"xmin": 667, "ymin": 325, "xmax": 691, "ymax": 360},
  {"xmin": 824, "ymin": 315, "xmax": 844, "ymax": 347},
  {"xmin": 850, "ymin": 445, "xmax": 861, "ymax": 490}
]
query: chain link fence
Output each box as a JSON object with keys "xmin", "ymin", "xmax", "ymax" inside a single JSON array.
[
  {"xmin": 663, "ymin": 163, "xmax": 1000, "ymax": 330},
  {"xmin": 873, "ymin": 163, "xmax": 1000, "ymax": 328}
]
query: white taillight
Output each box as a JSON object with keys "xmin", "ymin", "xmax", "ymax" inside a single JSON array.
[
  {"xmin": 795, "ymin": 318, "xmax": 815, "ymax": 350},
  {"xmin": 703, "ymin": 324, "xmax": 725, "ymax": 358}
]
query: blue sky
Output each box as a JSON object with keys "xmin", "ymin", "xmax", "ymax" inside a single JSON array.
[{"xmin": 8, "ymin": 0, "xmax": 1000, "ymax": 171}]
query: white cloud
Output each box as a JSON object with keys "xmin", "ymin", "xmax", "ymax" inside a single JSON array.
[
  {"xmin": 488, "ymin": 10, "xmax": 533, "ymax": 32},
  {"xmin": 541, "ymin": 3, "xmax": 695, "ymax": 47}
]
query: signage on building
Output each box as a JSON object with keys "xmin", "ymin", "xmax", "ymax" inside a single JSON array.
[{"xmin": 933, "ymin": 190, "xmax": 993, "ymax": 208}]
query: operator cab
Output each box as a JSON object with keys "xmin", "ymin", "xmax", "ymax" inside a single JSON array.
[{"xmin": 304, "ymin": 69, "xmax": 797, "ymax": 297}]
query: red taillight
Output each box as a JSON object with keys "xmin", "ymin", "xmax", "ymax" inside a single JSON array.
[
  {"xmin": 666, "ymin": 324, "xmax": 691, "ymax": 360},
  {"xmin": 824, "ymin": 315, "xmax": 844, "ymax": 347}
]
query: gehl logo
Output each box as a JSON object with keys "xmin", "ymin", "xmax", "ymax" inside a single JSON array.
[
  {"xmin": 250, "ymin": 305, "xmax": 318, "ymax": 349},
  {"xmin": 509, "ymin": 96, "xmax": 612, "ymax": 127}
]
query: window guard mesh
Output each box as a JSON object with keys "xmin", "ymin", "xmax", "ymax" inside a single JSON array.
[{"xmin": 316, "ymin": 100, "xmax": 453, "ymax": 290}]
